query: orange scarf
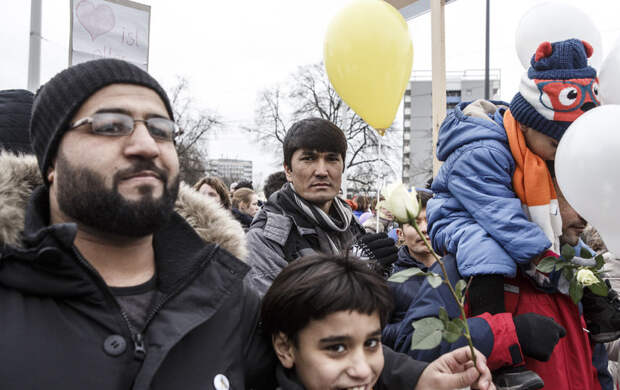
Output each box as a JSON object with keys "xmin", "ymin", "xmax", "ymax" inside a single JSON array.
[{"xmin": 504, "ymin": 110, "xmax": 561, "ymax": 253}]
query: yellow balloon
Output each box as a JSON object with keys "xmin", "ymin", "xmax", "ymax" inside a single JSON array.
[{"xmin": 324, "ymin": 0, "xmax": 413, "ymax": 132}]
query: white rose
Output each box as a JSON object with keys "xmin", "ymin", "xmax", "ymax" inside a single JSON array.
[
  {"xmin": 576, "ymin": 268, "xmax": 599, "ymax": 287},
  {"xmin": 381, "ymin": 182, "xmax": 419, "ymax": 224}
]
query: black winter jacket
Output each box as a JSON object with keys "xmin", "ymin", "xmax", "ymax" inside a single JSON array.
[{"xmin": 0, "ymin": 186, "xmax": 274, "ymax": 390}]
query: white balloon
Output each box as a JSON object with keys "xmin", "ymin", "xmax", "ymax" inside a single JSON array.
[
  {"xmin": 556, "ymin": 105, "xmax": 620, "ymax": 255},
  {"xmin": 599, "ymin": 39, "xmax": 620, "ymax": 105},
  {"xmin": 515, "ymin": 1, "xmax": 603, "ymax": 70}
]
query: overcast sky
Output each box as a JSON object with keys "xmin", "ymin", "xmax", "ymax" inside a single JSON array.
[{"xmin": 2, "ymin": 0, "xmax": 619, "ymax": 186}]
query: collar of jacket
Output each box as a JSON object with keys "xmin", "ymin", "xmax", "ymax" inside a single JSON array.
[
  {"xmin": 393, "ymin": 245, "xmax": 429, "ymax": 273},
  {"xmin": 232, "ymin": 207, "xmax": 254, "ymax": 227}
]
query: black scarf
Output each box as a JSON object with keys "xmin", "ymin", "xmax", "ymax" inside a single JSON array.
[{"xmin": 276, "ymin": 183, "xmax": 355, "ymax": 254}]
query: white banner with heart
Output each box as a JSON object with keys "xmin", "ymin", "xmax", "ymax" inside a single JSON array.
[{"xmin": 70, "ymin": 0, "xmax": 150, "ymax": 70}]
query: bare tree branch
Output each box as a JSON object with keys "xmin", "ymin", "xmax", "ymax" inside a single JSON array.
[
  {"xmin": 247, "ymin": 62, "xmax": 401, "ymax": 192},
  {"xmin": 166, "ymin": 77, "xmax": 223, "ymax": 185}
]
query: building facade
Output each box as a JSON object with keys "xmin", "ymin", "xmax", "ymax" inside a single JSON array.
[
  {"xmin": 402, "ymin": 70, "xmax": 501, "ymax": 188},
  {"xmin": 206, "ymin": 158, "xmax": 253, "ymax": 183}
]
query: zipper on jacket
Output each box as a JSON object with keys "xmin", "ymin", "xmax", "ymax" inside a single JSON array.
[
  {"xmin": 72, "ymin": 247, "xmax": 147, "ymax": 361},
  {"xmin": 132, "ymin": 332, "xmax": 146, "ymax": 360},
  {"xmin": 71, "ymin": 244, "xmax": 218, "ymax": 361}
]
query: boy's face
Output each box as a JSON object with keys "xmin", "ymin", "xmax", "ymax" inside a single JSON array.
[
  {"xmin": 521, "ymin": 124, "xmax": 559, "ymax": 161},
  {"xmin": 274, "ymin": 310, "xmax": 383, "ymax": 390}
]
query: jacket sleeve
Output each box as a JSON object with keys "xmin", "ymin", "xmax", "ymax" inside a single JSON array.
[
  {"xmin": 376, "ymin": 346, "xmax": 428, "ymax": 390},
  {"xmin": 392, "ymin": 256, "xmax": 524, "ymax": 370},
  {"xmin": 245, "ymin": 226, "xmax": 289, "ymax": 297},
  {"xmin": 241, "ymin": 281, "xmax": 278, "ymax": 390},
  {"xmin": 445, "ymin": 146, "xmax": 550, "ymax": 265},
  {"xmin": 396, "ymin": 313, "xmax": 523, "ymax": 371}
]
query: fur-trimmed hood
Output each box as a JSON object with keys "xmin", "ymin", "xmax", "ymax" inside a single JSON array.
[{"xmin": 0, "ymin": 152, "xmax": 247, "ymax": 260}]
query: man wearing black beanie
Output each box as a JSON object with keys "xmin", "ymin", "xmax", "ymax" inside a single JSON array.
[
  {"xmin": 0, "ymin": 58, "xmax": 277, "ymax": 389},
  {"xmin": 0, "ymin": 59, "xmax": 459, "ymax": 390}
]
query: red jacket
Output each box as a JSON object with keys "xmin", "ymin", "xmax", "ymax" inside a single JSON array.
[
  {"xmin": 394, "ymin": 254, "xmax": 610, "ymax": 390},
  {"xmin": 484, "ymin": 272, "xmax": 602, "ymax": 390}
]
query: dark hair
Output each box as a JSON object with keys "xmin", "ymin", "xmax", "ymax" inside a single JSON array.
[
  {"xmin": 235, "ymin": 180, "xmax": 254, "ymax": 190},
  {"xmin": 416, "ymin": 189, "xmax": 433, "ymax": 208},
  {"xmin": 263, "ymin": 170, "xmax": 288, "ymax": 200},
  {"xmin": 283, "ymin": 118, "xmax": 347, "ymax": 169},
  {"xmin": 425, "ymin": 177, "xmax": 433, "ymax": 190},
  {"xmin": 260, "ymin": 253, "xmax": 393, "ymax": 344},
  {"xmin": 232, "ymin": 187, "xmax": 256, "ymax": 209},
  {"xmin": 193, "ymin": 176, "xmax": 231, "ymax": 209}
]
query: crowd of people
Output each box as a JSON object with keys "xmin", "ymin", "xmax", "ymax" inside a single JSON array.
[{"xmin": 0, "ymin": 37, "xmax": 618, "ymax": 390}]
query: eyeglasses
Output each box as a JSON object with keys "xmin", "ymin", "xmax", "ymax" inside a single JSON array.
[
  {"xmin": 536, "ymin": 79, "xmax": 600, "ymax": 113},
  {"xmin": 69, "ymin": 112, "xmax": 182, "ymax": 142}
]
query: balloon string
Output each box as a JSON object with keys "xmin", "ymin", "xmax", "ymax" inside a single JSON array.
[{"xmin": 376, "ymin": 135, "xmax": 383, "ymax": 233}]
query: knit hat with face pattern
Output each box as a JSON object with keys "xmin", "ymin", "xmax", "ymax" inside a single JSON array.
[{"xmin": 510, "ymin": 38, "xmax": 599, "ymax": 141}]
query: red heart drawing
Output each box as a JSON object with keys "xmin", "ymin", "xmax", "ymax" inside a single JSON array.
[{"xmin": 76, "ymin": 0, "xmax": 115, "ymax": 41}]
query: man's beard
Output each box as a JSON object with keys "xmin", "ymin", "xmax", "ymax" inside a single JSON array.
[{"xmin": 55, "ymin": 153, "xmax": 180, "ymax": 237}]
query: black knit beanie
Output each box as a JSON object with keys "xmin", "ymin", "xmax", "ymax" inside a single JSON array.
[{"xmin": 30, "ymin": 58, "xmax": 174, "ymax": 186}]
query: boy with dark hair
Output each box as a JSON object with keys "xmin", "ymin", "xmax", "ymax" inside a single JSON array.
[{"xmin": 261, "ymin": 253, "xmax": 495, "ymax": 390}]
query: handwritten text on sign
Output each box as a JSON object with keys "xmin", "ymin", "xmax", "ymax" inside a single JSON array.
[{"xmin": 70, "ymin": 0, "xmax": 150, "ymax": 70}]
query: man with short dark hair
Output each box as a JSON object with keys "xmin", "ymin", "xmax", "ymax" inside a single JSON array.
[
  {"xmin": 0, "ymin": 58, "xmax": 270, "ymax": 389},
  {"xmin": 246, "ymin": 117, "xmax": 397, "ymax": 296}
]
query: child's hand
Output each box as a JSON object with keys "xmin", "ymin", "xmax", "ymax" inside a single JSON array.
[{"xmin": 414, "ymin": 346, "xmax": 495, "ymax": 390}]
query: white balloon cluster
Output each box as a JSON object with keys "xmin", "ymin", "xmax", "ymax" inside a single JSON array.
[
  {"xmin": 555, "ymin": 105, "xmax": 620, "ymax": 255},
  {"xmin": 516, "ymin": 2, "xmax": 620, "ymax": 254}
]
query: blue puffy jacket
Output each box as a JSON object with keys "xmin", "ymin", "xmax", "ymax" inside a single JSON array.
[
  {"xmin": 383, "ymin": 246, "xmax": 430, "ymax": 349},
  {"xmin": 427, "ymin": 101, "xmax": 550, "ymax": 277}
]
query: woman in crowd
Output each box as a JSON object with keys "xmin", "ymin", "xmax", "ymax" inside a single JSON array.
[
  {"xmin": 193, "ymin": 176, "xmax": 231, "ymax": 209},
  {"xmin": 232, "ymin": 187, "xmax": 260, "ymax": 231}
]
